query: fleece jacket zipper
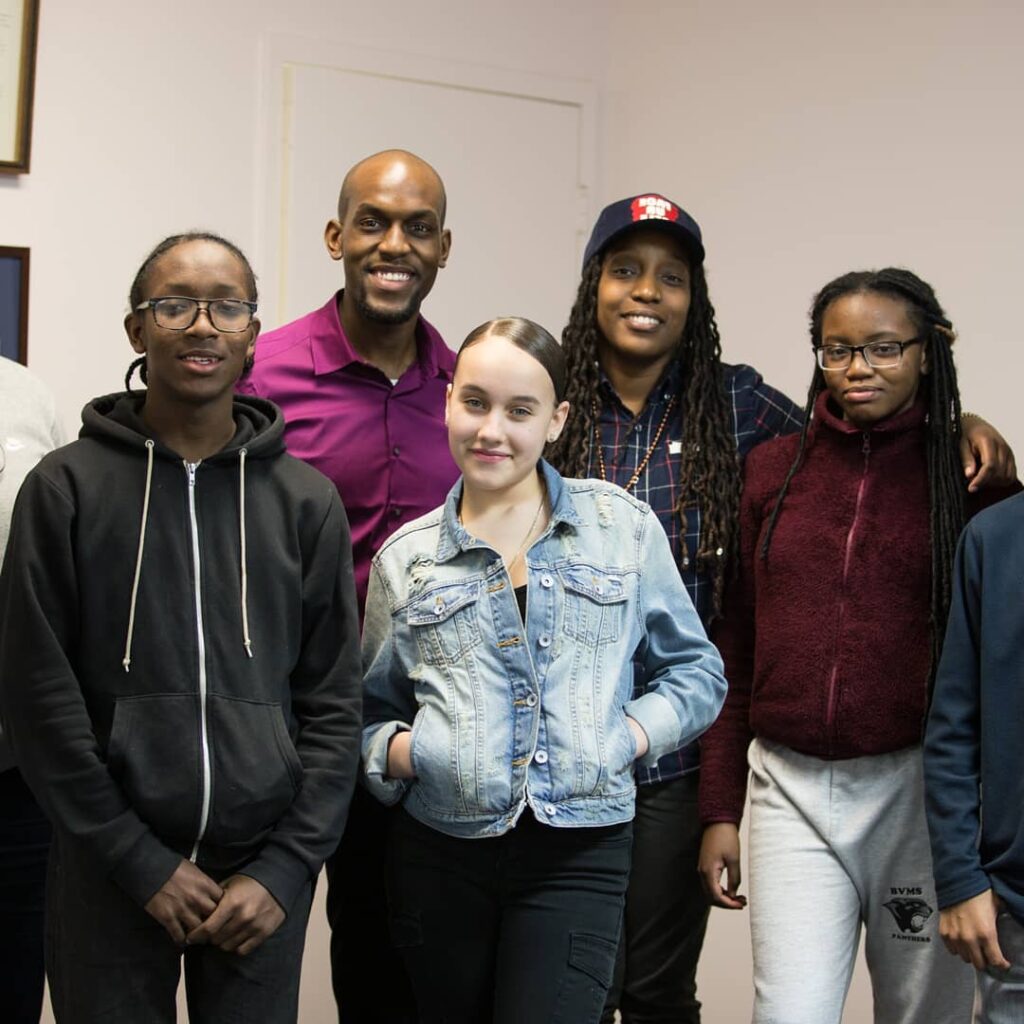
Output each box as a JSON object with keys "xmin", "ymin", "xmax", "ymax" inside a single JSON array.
[{"xmin": 825, "ymin": 433, "xmax": 871, "ymax": 756}]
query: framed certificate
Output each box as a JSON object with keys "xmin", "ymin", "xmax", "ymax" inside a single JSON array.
[
  {"xmin": 0, "ymin": 0, "xmax": 39, "ymax": 173},
  {"xmin": 0, "ymin": 246, "xmax": 29, "ymax": 364}
]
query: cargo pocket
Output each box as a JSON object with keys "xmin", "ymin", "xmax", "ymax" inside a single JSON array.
[{"xmin": 553, "ymin": 931, "xmax": 620, "ymax": 1022}]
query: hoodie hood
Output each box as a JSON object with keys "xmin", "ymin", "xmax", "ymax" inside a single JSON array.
[
  {"xmin": 80, "ymin": 392, "xmax": 287, "ymax": 462},
  {"xmin": 77, "ymin": 391, "xmax": 286, "ymax": 673}
]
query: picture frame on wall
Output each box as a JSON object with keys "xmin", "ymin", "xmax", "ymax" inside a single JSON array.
[
  {"xmin": 0, "ymin": 0, "xmax": 40, "ymax": 174},
  {"xmin": 0, "ymin": 246, "xmax": 29, "ymax": 364}
]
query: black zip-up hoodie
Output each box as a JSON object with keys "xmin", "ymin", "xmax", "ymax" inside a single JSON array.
[{"xmin": 0, "ymin": 392, "xmax": 362, "ymax": 913}]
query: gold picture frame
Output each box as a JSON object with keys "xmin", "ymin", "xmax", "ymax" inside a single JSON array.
[{"xmin": 0, "ymin": 0, "xmax": 39, "ymax": 174}]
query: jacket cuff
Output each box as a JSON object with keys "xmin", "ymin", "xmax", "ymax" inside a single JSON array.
[
  {"xmin": 238, "ymin": 844, "xmax": 313, "ymax": 915},
  {"xmin": 935, "ymin": 870, "xmax": 993, "ymax": 912},
  {"xmin": 624, "ymin": 692, "xmax": 681, "ymax": 768},
  {"xmin": 110, "ymin": 830, "xmax": 183, "ymax": 908},
  {"xmin": 362, "ymin": 721, "xmax": 411, "ymax": 806}
]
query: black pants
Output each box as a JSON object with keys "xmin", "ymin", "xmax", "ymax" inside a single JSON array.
[
  {"xmin": 388, "ymin": 808, "xmax": 632, "ymax": 1024},
  {"xmin": 326, "ymin": 785, "xmax": 418, "ymax": 1023},
  {"xmin": 602, "ymin": 772, "xmax": 710, "ymax": 1024},
  {"xmin": 0, "ymin": 768, "xmax": 51, "ymax": 1024},
  {"xmin": 45, "ymin": 832, "xmax": 312, "ymax": 1024}
]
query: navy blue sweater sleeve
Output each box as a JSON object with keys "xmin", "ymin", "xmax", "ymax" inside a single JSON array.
[
  {"xmin": 924, "ymin": 493, "xmax": 1024, "ymax": 917},
  {"xmin": 923, "ymin": 524, "xmax": 989, "ymax": 910}
]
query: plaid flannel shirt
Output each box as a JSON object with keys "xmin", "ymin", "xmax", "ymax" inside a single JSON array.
[{"xmin": 590, "ymin": 361, "xmax": 803, "ymax": 784}]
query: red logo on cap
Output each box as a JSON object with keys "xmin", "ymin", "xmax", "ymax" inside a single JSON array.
[{"xmin": 630, "ymin": 195, "xmax": 679, "ymax": 224}]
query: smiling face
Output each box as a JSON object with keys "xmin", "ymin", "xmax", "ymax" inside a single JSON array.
[
  {"xmin": 595, "ymin": 226, "xmax": 692, "ymax": 376},
  {"xmin": 124, "ymin": 238, "xmax": 259, "ymax": 409},
  {"xmin": 446, "ymin": 333, "xmax": 569, "ymax": 498},
  {"xmin": 819, "ymin": 290, "xmax": 928, "ymax": 428},
  {"xmin": 326, "ymin": 152, "xmax": 451, "ymax": 328}
]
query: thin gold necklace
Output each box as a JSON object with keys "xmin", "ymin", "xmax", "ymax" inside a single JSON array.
[
  {"xmin": 459, "ymin": 492, "xmax": 547, "ymax": 572},
  {"xmin": 592, "ymin": 396, "xmax": 677, "ymax": 492}
]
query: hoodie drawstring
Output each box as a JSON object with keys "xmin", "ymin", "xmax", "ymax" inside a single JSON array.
[
  {"xmin": 239, "ymin": 448, "xmax": 253, "ymax": 658},
  {"xmin": 122, "ymin": 442, "xmax": 254, "ymax": 670},
  {"xmin": 123, "ymin": 440, "xmax": 155, "ymax": 672}
]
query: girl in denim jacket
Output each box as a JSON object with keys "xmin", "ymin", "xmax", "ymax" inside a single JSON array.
[{"xmin": 361, "ymin": 316, "xmax": 726, "ymax": 1023}]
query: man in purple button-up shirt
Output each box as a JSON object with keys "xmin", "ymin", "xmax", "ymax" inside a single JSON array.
[
  {"xmin": 240, "ymin": 150, "xmax": 458, "ymax": 613},
  {"xmin": 240, "ymin": 149, "xmax": 458, "ymax": 1024}
]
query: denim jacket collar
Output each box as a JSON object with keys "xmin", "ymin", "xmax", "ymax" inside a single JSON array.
[{"xmin": 434, "ymin": 460, "xmax": 586, "ymax": 564}]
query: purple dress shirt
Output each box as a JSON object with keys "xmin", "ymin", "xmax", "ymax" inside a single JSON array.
[{"xmin": 239, "ymin": 292, "xmax": 458, "ymax": 612}]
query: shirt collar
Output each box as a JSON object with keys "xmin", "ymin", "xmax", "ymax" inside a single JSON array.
[
  {"xmin": 310, "ymin": 290, "xmax": 450, "ymax": 382},
  {"xmin": 597, "ymin": 357, "xmax": 681, "ymax": 415},
  {"xmin": 813, "ymin": 389, "xmax": 928, "ymax": 436},
  {"xmin": 433, "ymin": 460, "xmax": 585, "ymax": 564}
]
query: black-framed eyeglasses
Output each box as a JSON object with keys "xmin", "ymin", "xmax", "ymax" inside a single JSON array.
[
  {"xmin": 815, "ymin": 338, "xmax": 922, "ymax": 371},
  {"xmin": 135, "ymin": 296, "xmax": 257, "ymax": 332}
]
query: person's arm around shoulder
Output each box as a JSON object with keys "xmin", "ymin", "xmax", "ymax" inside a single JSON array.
[
  {"xmin": 924, "ymin": 521, "xmax": 1006, "ymax": 969},
  {"xmin": 623, "ymin": 508, "xmax": 726, "ymax": 765},
  {"xmin": 211, "ymin": 489, "xmax": 362, "ymax": 953},
  {"xmin": 959, "ymin": 414, "xmax": 1016, "ymax": 492},
  {"xmin": 362, "ymin": 557, "xmax": 421, "ymax": 799}
]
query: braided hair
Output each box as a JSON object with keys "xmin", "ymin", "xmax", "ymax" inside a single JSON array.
[
  {"xmin": 547, "ymin": 253, "xmax": 740, "ymax": 619},
  {"xmin": 759, "ymin": 268, "xmax": 965, "ymax": 676},
  {"xmin": 125, "ymin": 231, "xmax": 258, "ymax": 392}
]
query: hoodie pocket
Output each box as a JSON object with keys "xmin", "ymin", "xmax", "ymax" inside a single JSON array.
[
  {"xmin": 204, "ymin": 694, "xmax": 303, "ymax": 847},
  {"xmin": 107, "ymin": 694, "xmax": 203, "ymax": 843}
]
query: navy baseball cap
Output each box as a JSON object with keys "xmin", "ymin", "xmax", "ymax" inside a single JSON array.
[{"xmin": 583, "ymin": 193, "xmax": 705, "ymax": 268}]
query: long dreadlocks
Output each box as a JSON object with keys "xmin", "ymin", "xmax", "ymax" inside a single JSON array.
[
  {"xmin": 759, "ymin": 268, "xmax": 965, "ymax": 678},
  {"xmin": 547, "ymin": 254, "xmax": 740, "ymax": 619}
]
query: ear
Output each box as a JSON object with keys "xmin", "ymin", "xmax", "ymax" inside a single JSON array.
[
  {"xmin": 247, "ymin": 318, "xmax": 261, "ymax": 361},
  {"xmin": 438, "ymin": 228, "xmax": 452, "ymax": 269},
  {"xmin": 546, "ymin": 400, "xmax": 571, "ymax": 443},
  {"xmin": 324, "ymin": 219, "xmax": 344, "ymax": 261},
  {"xmin": 920, "ymin": 340, "xmax": 930, "ymax": 376},
  {"xmin": 444, "ymin": 381, "xmax": 453, "ymax": 427},
  {"xmin": 125, "ymin": 312, "xmax": 146, "ymax": 355}
]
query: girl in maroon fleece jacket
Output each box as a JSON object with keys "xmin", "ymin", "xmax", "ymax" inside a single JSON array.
[{"xmin": 697, "ymin": 269, "xmax": 1017, "ymax": 1024}]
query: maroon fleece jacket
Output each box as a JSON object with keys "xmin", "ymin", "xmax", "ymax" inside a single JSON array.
[{"xmin": 699, "ymin": 392, "xmax": 1010, "ymax": 825}]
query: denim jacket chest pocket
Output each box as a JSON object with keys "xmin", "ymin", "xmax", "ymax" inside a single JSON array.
[
  {"xmin": 406, "ymin": 578, "xmax": 484, "ymax": 666},
  {"xmin": 558, "ymin": 565, "xmax": 633, "ymax": 648}
]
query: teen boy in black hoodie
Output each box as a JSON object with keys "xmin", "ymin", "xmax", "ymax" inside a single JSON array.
[{"xmin": 0, "ymin": 233, "xmax": 362, "ymax": 1023}]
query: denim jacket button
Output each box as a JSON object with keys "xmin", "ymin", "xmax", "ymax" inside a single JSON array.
[
  {"xmin": 534, "ymin": 750, "xmax": 548, "ymax": 764},
  {"xmin": 544, "ymin": 804, "xmax": 556, "ymax": 816},
  {"xmin": 540, "ymin": 574, "xmax": 554, "ymax": 588},
  {"xmin": 538, "ymin": 634, "xmax": 551, "ymax": 648},
  {"xmin": 525, "ymin": 694, "xmax": 538, "ymax": 707}
]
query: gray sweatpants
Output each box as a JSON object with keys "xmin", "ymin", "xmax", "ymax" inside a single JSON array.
[{"xmin": 747, "ymin": 738, "xmax": 974, "ymax": 1024}]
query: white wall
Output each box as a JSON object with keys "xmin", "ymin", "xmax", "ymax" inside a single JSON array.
[
  {"xmin": 603, "ymin": 0, "xmax": 1024, "ymax": 453},
  {"xmin": 0, "ymin": 0, "xmax": 610, "ymax": 434},
  {"xmin": 10, "ymin": 0, "xmax": 1021, "ymax": 1020}
]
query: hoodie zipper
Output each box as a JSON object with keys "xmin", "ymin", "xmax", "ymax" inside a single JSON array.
[
  {"xmin": 824, "ymin": 432, "xmax": 871, "ymax": 755},
  {"xmin": 185, "ymin": 460, "xmax": 213, "ymax": 863}
]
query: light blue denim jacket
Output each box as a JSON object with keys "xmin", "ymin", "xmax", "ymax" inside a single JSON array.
[{"xmin": 361, "ymin": 461, "xmax": 726, "ymax": 838}]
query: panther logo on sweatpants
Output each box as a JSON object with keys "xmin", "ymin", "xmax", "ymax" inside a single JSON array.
[{"xmin": 884, "ymin": 897, "xmax": 934, "ymax": 934}]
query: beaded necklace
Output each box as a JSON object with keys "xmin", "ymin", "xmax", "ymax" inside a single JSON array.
[{"xmin": 591, "ymin": 395, "xmax": 677, "ymax": 493}]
